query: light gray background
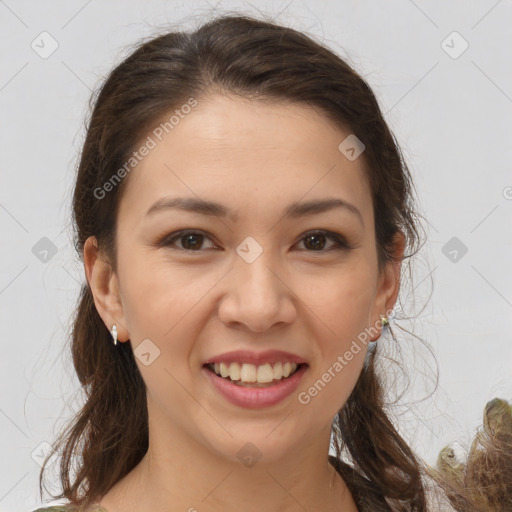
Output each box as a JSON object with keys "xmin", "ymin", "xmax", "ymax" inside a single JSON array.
[{"xmin": 1, "ymin": 1, "xmax": 511, "ymax": 510}]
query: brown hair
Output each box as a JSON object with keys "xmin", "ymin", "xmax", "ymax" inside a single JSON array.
[{"xmin": 40, "ymin": 13, "xmax": 437, "ymax": 510}]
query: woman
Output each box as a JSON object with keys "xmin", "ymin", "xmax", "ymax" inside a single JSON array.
[{"xmin": 33, "ymin": 13, "xmax": 502, "ymax": 512}]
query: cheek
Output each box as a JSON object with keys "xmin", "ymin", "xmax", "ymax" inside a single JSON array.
[
  {"xmin": 300, "ymin": 258, "xmax": 376, "ymax": 341},
  {"xmin": 297, "ymin": 261, "xmax": 373, "ymax": 407},
  {"xmin": 117, "ymin": 252, "xmax": 208, "ymax": 401},
  {"xmin": 118, "ymin": 248, "xmax": 204, "ymax": 334}
]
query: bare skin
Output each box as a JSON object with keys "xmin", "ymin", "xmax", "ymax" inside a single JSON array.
[{"xmin": 84, "ymin": 93, "xmax": 404, "ymax": 512}]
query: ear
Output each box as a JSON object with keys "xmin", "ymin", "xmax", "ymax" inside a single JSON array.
[
  {"xmin": 369, "ymin": 230, "xmax": 406, "ymax": 341},
  {"xmin": 83, "ymin": 235, "xmax": 129, "ymax": 343}
]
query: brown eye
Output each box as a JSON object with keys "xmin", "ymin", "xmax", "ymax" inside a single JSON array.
[
  {"xmin": 158, "ymin": 229, "xmax": 351, "ymax": 254},
  {"xmin": 161, "ymin": 230, "xmax": 217, "ymax": 252},
  {"xmin": 180, "ymin": 233, "xmax": 204, "ymax": 250},
  {"xmin": 297, "ymin": 230, "xmax": 350, "ymax": 252},
  {"xmin": 303, "ymin": 233, "xmax": 328, "ymax": 251}
]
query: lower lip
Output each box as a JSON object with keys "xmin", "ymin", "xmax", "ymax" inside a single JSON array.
[{"xmin": 202, "ymin": 364, "xmax": 308, "ymax": 409}]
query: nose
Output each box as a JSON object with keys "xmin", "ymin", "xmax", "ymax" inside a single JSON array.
[{"xmin": 217, "ymin": 248, "xmax": 297, "ymax": 333}]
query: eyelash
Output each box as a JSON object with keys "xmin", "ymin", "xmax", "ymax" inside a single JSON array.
[{"xmin": 158, "ymin": 229, "xmax": 351, "ymax": 254}]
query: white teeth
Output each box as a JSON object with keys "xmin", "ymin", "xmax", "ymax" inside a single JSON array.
[
  {"xmin": 240, "ymin": 363, "xmax": 257, "ymax": 382},
  {"xmin": 256, "ymin": 363, "xmax": 274, "ymax": 383},
  {"xmin": 211, "ymin": 361, "xmax": 299, "ymax": 383},
  {"xmin": 229, "ymin": 362, "xmax": 241, "ymax": 381},
  {"xmin": 220, "ymin": 362, "xmax": 229, "ymax": 378}
]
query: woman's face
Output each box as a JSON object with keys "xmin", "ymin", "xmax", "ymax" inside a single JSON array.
[{"xmin": 89, "ymin": 93, "xmax": 400, "ymax": 465}]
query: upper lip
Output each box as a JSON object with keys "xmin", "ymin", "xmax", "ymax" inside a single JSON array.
[{"xmin": 203, "ymin": 349, "xmax": 308, "ymax": 366}]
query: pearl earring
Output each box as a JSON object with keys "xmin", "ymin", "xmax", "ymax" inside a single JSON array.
[{"xmin": 110, "ymin": 324, "xmax": 118, "ymax": 346}]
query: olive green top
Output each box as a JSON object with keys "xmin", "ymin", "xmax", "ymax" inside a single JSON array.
[
  {"xmin": 32, "ymin": 457, "xmax": 392, "ymax": 512},
  {"xmin": 33, "ymin": 508, "xmax": 108, "ymax": 512},
  {"xmin": 32, "ymin": 507, "xmax": 108, "ymax": 512}
]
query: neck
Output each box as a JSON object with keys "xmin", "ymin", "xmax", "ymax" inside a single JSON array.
[{"xmin": 99, "ymin": 420, "xmax": 356, "ymax": 512}]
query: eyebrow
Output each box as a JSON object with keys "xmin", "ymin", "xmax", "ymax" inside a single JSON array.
[{"xmin": 146, "ymin": 196, "xmax": 364, "ymax": 226}]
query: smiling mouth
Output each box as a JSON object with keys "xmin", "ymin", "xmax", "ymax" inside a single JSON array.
[{"xmin": 203, "ymin": 362, "xmax": 307, "ymax": 388}]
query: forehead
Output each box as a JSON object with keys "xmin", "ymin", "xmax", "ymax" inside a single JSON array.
[{"xmin": 118, "ymin": 94, "xmax": 372, "ymax": 227}]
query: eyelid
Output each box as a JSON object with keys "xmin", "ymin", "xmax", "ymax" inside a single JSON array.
[
  {"xmin": 157, "ymin": 228, "xmax": 352, "ymax": 252},
  {"xmin": 296, "ymin": 229, "xmax": 351, "ymax": 251},
  {"xmin": 158, "ymin": 229, "xmax": 219, "ymax": 251}
]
